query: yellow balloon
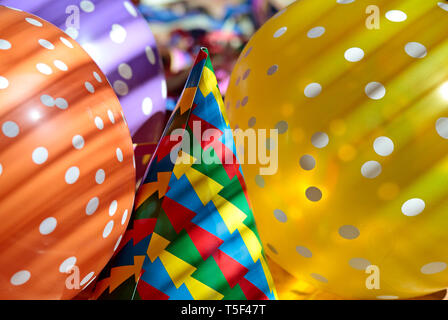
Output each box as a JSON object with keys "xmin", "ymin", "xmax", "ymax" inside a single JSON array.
[{"xmin": 225, "ymin": 0, "xmax": 448, "ymax": 299}]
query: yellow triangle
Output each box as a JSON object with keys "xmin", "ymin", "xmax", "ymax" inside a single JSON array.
[
  {"xmin": 173, "ymin": 151, "xmax": 196, "ymax": 179},
  {"xmin": 237, "ymin": 223, "xmax": 262, "ymax": 263},
  {"xmin": 184, "ymin": 277, "xmax": 224, "ymax": 300},
  {"xmin": 178, "ymin": 87, "xmax": 197, "ymax": 115},
  {"xmin": 260, "ymin": 256, "xmax": 278, "ymax": 299},
  {"xmin": 157, "ymin": 171, "xmax": 172, "ymax": 198},
  {"xmin": 147, "ymin": 233, "xmax": 170, "ymax": 262},
  {"xmin": 158, "ymin": 250, "xmax": 196, "ymax": 288},
  {"xmin": 212, "ymin": 194, "xmax": 247, "ymax": 234},
  {"xmin": 184, "ymin": 168, "xmax": 224, "ymax": 206},
  {"xmin": 135, "ymin": 182, "xmax": 158, "ymax": 209}
]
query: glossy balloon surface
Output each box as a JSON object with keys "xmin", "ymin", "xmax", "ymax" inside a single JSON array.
[
  {"xmin": 0, "ymin": 6, "xmax": 136, "ymax": 299},
  {"xmin": 226, "ymin": 0, "xmax": 448, "ymax": 299}
]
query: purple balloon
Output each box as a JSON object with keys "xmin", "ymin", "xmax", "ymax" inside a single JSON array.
[{"xmin": 1, "ymin": 0, "xmax": 167, "ymax": 145}]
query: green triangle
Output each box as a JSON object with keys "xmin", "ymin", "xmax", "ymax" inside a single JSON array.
[
  {"xmin": 153, "ymin": 208, "xmax": 178, "ymax": 242},
  {"xmin": 191, "ymin": 256, "xmax": 246, "ymax": 300},
  {"xmin": 134, "ymin": 192, "xmax": 161, "ymax": 220},
  {"xmin": 165, "ymin": 229, "xmax": 203, "ymax": 267},
  {"xmin": 218, "ymin": 176, "xmax": 252, "ymax": 215}
]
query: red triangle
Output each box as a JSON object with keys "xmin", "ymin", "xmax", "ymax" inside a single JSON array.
[
  {"xmin": 212, "ymin": 250, "xmax": 249, "ymax": 289},
  {"xmin": 238, "ymin": 276, "xmax": 269, "ymax": 300},
  {"xmin": 137, "ymin": 277, "xmax": 169, "ymax": 300},
  {"xmin": 186, "ymin": 223, "xmax": 224, "ymax": 261},
  {"xmin": 161, "ymin": 197, "xmax": 196, "ymax": 234},
  {"xmin": 156, "ymin": 132, "xmax": 185, "ymax": 162},
  {"xmin": 133, "ymin": 218, "xmax": 157, "ymax": 245}
]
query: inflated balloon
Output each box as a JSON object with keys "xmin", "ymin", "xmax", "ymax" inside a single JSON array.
[
  {"xmin": 0, "ymin": 6, "xmax": 135, "ymax": 299},
  {"xmin": 0, "ymin": 0, "xmax": 167, "ymax": 181},
  {"xmin": 226, "ymin": 0, "xmax": 448, "ymax": 299}
]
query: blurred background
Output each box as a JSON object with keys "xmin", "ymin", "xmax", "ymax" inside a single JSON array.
[{"xmin": 132, "ymin": 0, "xmax": 294, "ymax": 111}]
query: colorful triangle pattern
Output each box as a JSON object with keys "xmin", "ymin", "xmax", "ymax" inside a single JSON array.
[{"xmin": 93, "ymin": 48, "xmax": 277, "ymax": 300}]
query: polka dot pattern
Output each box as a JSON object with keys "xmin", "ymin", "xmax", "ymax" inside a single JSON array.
[
  {"xmin": 0, "ymin": 4, "xmax": 140, "ymax": 300},
  {"xmin": 224, "ymin": 0, "xmax": 448, "ymax": 300}
]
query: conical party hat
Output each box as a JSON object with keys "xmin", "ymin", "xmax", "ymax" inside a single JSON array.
[{"xmin": 92, "ymin": 48, "xmax": 277, "ymax": 300}]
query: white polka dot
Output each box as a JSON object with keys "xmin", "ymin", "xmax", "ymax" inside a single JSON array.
[
  {"xmin": 142, "ymin": 97, "xmax": 153, "ymax": 115},
  {"xmin": 83, "ymin": 276, "xmax": 96, "ymax": 289},
  {"xmin": 72, "ymin": 135, "xmax": 85, "ymax": 150},
  {"xmin": 439, "ymin": 2, "xmax": 448, "ymax": 11},
  {"xmin": 339, "ymin": 225, "xmax": 360, "ymax": 239},
  {"xmin": 95, "ymin": 169, "xmax": 106, "ymax": 184},
  {"xmin": 113, "ymin": 80, "xmax": 129, "ymax": 96},
  {"xmin": 349, "ymin": 257, "xmax": 371, "ymax": 270},
  {"xmin": 145, "ymin": 46, "xmax": 156, "ymax": 64},
  {"xmin": 436, "ymin": 118, "xmax": 448, "ymax": 139},
  {"xmin": 65, "ymin": 27, "xmax": 79, "ymax": 40},
  {"xmin": 405, "ymin": 42, "xmax": 427, "ymax": 58},
  {"xmin": 114, "ymin": 235, "xmax": 123, "ymax": 251},
  {"xmin": 311, "ymin": 273, "xmax": 328, "ymax": 283},
  {"xmin": 110, "ymin": 24, "xmax": 127, "ymax": 44},
  {"xmin": 10, "ymin": 271, "xmax": 30, "ymax": 286},
  {"xmin": 93, "ymin": 72, "xmax": 102, "ymax": 83},
  {"xmin": 344, "ymin": 47, "xmax": 364, "ymax": 62},
  {"xmin": 59, "ymin": 257, "xmax": 77, "ymax": 273},
  {"xmin": 121, "ymin": 210, "xmax": 128, "ymax": 225},
  {"xmin": 39, "ymin": 217, "xmax": 57, "ymax": 235},
  {"xmin": 118, "ymin": 63, "xmax": 133, "ymax": 79},
  {"xmin": 60, "ymin": 37, "xmax": 74, "ymax": 48},
  {"xmin": 337, "ymin": 0, "xmax": 355, "ymax": 3},
  {"xmin": 361, "ymin": 161, "xmax": 382, "ymax": 178},
  {"xmin": 54, "ymin": 60, "xmax": 68, "ymax": 71},
  {"xmin": 385, "ymin": 10, "xmax": 407, "ymax": 22},
  {"xmin": 103, "ymin": 221, "xmax": 114, "ymax": 238},
  {"xmin": 0, "ymin": 39, "xmax": 11, "ymax": 50},
  {"xmin": 38, "ymin": 39, "xmax": 54, "ymax": 50},
  {"xmin": 373, "ymin": 136, "xmax": 394, "ymax": 156},
  {"xmin": 85, "ymin": 82, "xmax": 95, "ymax": 93},
  {"xmin": 80, "ymin": 272, "xmax": 95, "ymax": 286},
  {"xmin": 0, "ymin": 163, "xmax": 2, "ymax": 176},
  {"xmin": 124, "ymin": 1, "xmax": 138, "ymax": 17},
  {"xmin": 55, "ymin": 98, "xmax": 68, "ymax": 109},
  {"xmin": 116, "ymin": 148, "xmax": 124, "ymax": 162},
  {"xmin": 161, "ymin": 80, "xmax": 167, "ymax": 99},
  {"xmin": 109, "ymin": 200, "xmax": 118, "ymax": 216},
  {"xmin": 2, "ymin": 121, "xmax": 19, "ymax": 138},
  {"xmin": 36, "ymin": 63, "xmax": 52, "ymax": 75},
  {"xmin": 421, "ymin": 262, "xmax": 447, "ymax": 275},
  {"xmin": 40, "ymin": 94, "xmax": 55, "ymax": 107},
  {"xmin": 296, "ymin": 246, "xmax": 312, "ymax": 258},
  {"xmin": 26, "ymin": 17, "xmax": 42, "ymax": 27},
  {"xmin": 377, "ymin": 295, "xmax": 399, "ymax": 300},
  {"xmin": 108, "ymin": 110, "xmax": 115, "ymax": 124},
  {"xmin": 304, "ymin": 83, "xmax": 322, "ymax": 98},
  {"xmin": 65, "ymin": 166, "xmax": 80, "ymax": 184},
  {"xmin": 86, "ymin": 197, "xmax": 99, "ymax": 215},
  {"xmin": 80, "ymin": 0, "xmax": 95, "ymax": 12},
  {"xmin": 0, "ymin": 76, "xmax": 8, "ymax": 89},
  {"xmin": 273, "ymin": 26, "xmax": 287, "ymax": 38},
  {"xmin": 94, "ymin": 116, "xmax": 104, "ymax": 130},
  {"xmin": 32, "ymin": 147, "xmax": 48, "ymax": 164},
  {"xmin": 307, "ymin": 26, "xmax": 325, "ymax": 38},
  {"xmin": 365, "ymin": 82, "xmax": 386, "ymax": 100},
  {"xmin": 273, "ymin": 209, "xmax": 287, "ymax": 223},
  {"xmin": 401, "ymin": 198, "xmax": 425, "ymax": 216},
  {"xmin": 311, "ymin": 132, "xmax": 329, "ymax": 148}
]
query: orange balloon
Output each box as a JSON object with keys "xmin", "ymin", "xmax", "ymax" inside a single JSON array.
[{"xmin": 0, "ymin": 6, "xmax": 135, "ymax": 299}]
